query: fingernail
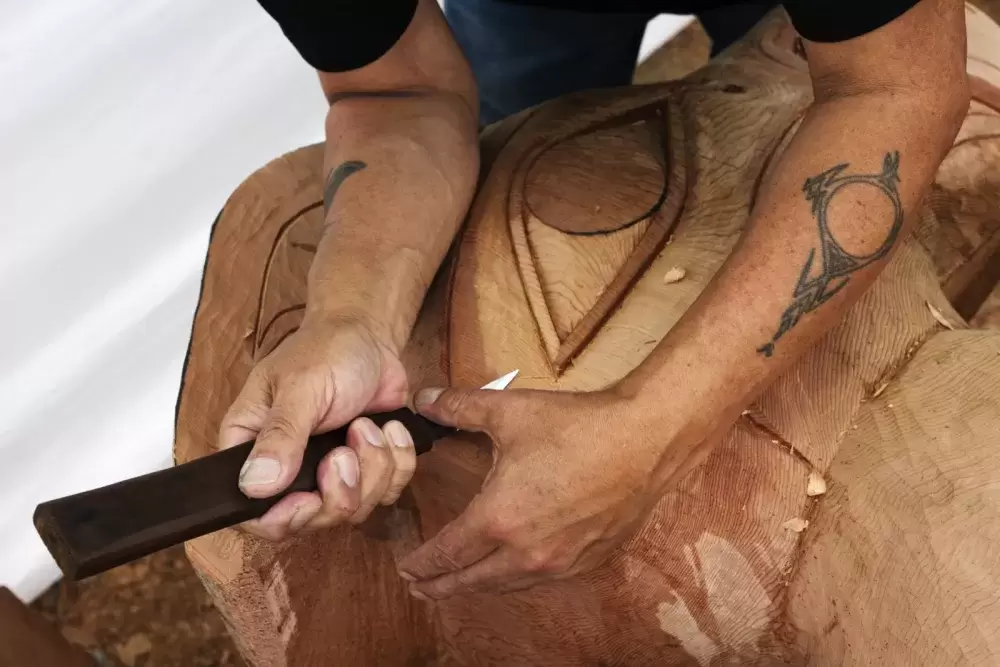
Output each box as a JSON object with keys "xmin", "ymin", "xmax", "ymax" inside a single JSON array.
[
  {"xmin": 358, "ymin": 418, "xmax": 385, "ymax": 447},
  {"xmin": 414, "ymin": 388, "xmax": 444, "ymax": 411},
  {"xmin": 409, "ymin": 587, "xmax": 430, "ymax": 601},
  {"xmin": 335, "ymin": 452, "xmax": 359, "ymax": 487},
  {"xmin": 239, "ymin": 457, "xmax": 281, "ymax": 488},
  {"xmin": 386, "ymin": 421, "xmax": 413, "ymax": 449},
  {"xmin": 398, "ymin": 570, "xmax": 416, "ymax": 582}
]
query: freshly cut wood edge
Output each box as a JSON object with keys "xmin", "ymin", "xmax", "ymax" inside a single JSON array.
[{"xmin": 0, "ymin": 587, "xmax": 95, "ymax": 667}]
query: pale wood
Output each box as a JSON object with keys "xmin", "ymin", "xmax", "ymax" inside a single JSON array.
[
  {"xmin": 785, "ymin": 330, "xmax": 1000, "ymax": 665},
  {"xmin": 175, "ymin": 6, "xmax": 1000, "ymax": 665}
]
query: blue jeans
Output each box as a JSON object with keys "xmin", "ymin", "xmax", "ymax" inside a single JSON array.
[{"xmin": 444, "ymin": 0, "xmax": 775, "ymax": 125}]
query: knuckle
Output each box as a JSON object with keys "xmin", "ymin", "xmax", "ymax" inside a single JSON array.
[
  {"xmin": 428, "ymin": 546, "xmax": 462, "ymax": 572},
  {"xmin": 442, "ymin": 390, "xmax": 472, "ymax": 417},
  {"xmin": 380, "ymin": 480, "xmax": 409, "ymax": 506},
  {"xmin": 392, "ymin": 455, "xmax": 417, "ymax": 479},
  {"xmin": 485, "ymin": 513, "xmax": 518, "ymax": 542},
  {"xmin": 348, "ymin": 505, "xmax": 375, "ymax": 525},
  {"xmin": 258, "ymin": 413, "xmax": 301, "ymax": 443},
  {"xmin": 521, "ymin": 548, "xmax": 554, "ymax": 573},
  {"xmin": 334, "ymin": 492, "xmax": 360, "ymax": 516}
]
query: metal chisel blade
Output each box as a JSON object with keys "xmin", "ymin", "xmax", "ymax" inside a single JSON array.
[{"xmin": 480, "ymin": 369, "xmax": 519, "ymax": 391}]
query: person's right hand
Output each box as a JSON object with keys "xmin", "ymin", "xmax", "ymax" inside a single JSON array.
[{"xmin": 217, "ymin": 314, "xmax": 415, "ymax": 541}]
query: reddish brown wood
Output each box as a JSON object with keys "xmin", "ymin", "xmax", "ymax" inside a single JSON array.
[{"xmin": 0, "ymin": 587, "xmax": 94, "ymax": 667}]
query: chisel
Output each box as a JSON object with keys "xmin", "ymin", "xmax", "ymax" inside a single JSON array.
[{"xmin": 32, "ymin": 370, "xmax": 519, "ymax": 581}]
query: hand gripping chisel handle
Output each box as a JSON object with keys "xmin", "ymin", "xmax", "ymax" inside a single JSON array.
[{"xmin": 33, "ymin": 371, "xmax": 518, "ymax": 581}]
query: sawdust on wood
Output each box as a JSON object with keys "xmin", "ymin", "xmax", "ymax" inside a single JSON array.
[
  {"xmin": 783, "ymin": 517, "xmax": 810, "ymax": 533},
  {"xmin": 806, "ymin": 471, "xmax": 827, "ymax": 497},
  {"xmin": 662, "ymin": 266, "xmax": 687, "ymax": 284}
]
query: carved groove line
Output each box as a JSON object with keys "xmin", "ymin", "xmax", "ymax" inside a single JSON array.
[{"xmin": 252, "ymin": 200, "xmax": 323, "ymax": 351}]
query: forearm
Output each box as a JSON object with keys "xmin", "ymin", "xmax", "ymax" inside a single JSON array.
[
  {"xmin": 620, "ymin": 88, "xmax": 967, "ymax": 440},
  {"xmin": 304, "ymin": 92, "xmax": 479, "ymax": 354}
]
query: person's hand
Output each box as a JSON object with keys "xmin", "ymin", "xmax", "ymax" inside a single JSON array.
[
  {"xmin": 397, "ymin": 386, "xmax": 713, "ymax": 599},
  {"xmin": 217, "ymin": 314, "xmax": 416, "ymax": 541}
]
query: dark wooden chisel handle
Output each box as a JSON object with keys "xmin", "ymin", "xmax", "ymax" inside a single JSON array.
[{"xmin": 33, "ymin": 410, "xmax": 453, "ymax": 581}]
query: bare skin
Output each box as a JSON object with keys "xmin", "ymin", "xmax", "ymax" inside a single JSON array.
[
  {"xmin": 218, "ymin": 0, "xmax": 478, "ymax": 538},
  {"xmin": 220, "ymin": 0, "xmax": 970, "ymax": 598}
]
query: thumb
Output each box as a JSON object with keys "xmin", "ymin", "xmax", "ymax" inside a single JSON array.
[
  {"xmin": 413, "ymin": 387, "xmax": 501, "ymax": 433},
  {"xmin": 218, "ymin": 371, "xmax": 271, "ymax": 451},
  {"xmin": 238, "ymin": 379, "xmax": 317, "ymax": 498}
]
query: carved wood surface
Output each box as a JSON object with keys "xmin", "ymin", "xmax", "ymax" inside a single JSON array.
[{"xmin": 174, "ymin": 6, "xmax": 1000, "ymax": 665}]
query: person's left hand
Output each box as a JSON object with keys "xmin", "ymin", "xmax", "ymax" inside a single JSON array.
[{"xmin": 397, "ymin": 384, "xmax": 712, "ymax": 600}]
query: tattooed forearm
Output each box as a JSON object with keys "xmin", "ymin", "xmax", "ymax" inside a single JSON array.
[
  {"xmin": 321, "ymin": 91, "xmax": 427, "ymax": 213},
  {"xmin": 757, "ymin": 151, "xmax": 903, "ymax": 357},
  {"xmin": 323, "ymin": 160, "xmax": 366, "ymax": 214}
]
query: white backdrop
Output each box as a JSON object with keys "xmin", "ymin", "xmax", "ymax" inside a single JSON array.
[{"xmin": 0, "ymin": 0, "xmax": 691, "ymax": 602}]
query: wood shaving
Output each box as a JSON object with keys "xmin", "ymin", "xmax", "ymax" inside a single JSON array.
[
  {"xmin": 115, "ymin": 633, "xmax": 152, "ymax": 667},
  {"xmin": 806, "ymin": 471, "xmax": 827, "ymax": 497},
  {"xmin": 662, "ymin": 266, "xmax": 687, "ymax": 284},
  {"xmin": 783, "ymin": 517, "xmax": 810, "ymax": 533},
  {"xmin": 872, "ymin": 382, "xmax": 889, "ymax": 398},
  {"xmin": 926, "ymin": 301, "xmax": 956, "ymax": 330}
]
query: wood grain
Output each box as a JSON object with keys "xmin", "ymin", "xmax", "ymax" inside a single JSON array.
[
  {"xmin": 785, "ymin": 331, "xmax": 1000, "ymax": 665},
  {"xmin": 175, "ymin": 5, "xmax": 1000, "ymax": 666}
]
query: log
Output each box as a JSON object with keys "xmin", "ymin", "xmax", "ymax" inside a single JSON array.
[{"xmin": 174, "ymin": 6, "xmax": 1000, "ymax": 666}]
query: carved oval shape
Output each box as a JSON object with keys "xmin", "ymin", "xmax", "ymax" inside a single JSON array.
[{"xmin": 524, "ymin": 119, "xmax": 667, "ymax": 235}]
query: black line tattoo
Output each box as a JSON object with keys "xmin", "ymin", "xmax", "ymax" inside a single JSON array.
[
  {"xmin": 757, "ymin": 151, "xmax": 903, "ymax": 358},
  {"xmin": 322, "ymin": 91, "xmax": 424, "ymax": 213},
  {"xmin": 323, "ymin": 160, "xmax": 366, "ymax": 214}
]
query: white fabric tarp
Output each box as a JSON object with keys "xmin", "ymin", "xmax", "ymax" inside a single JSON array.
[{"xmin": 0, "ymin": 0, "xmax": 691, "ymax": 602}]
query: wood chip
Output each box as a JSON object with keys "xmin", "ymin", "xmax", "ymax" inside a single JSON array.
[
  {"xmin": 872, "ymin": 382, "xmax": 889, "ymax": 398},
  {"xmin": 662, "ymin": 266, "xmax": 687, "ymax": 284},
  {"xmin": 926, "ymin": 301, "xmax": 956, "ymax": 330},
  {"xmin": 783, "ymin": 517, "xmax": 810, "ymax": 533},
  {"xmin": 115, "ymin": 634, "xmax": 152, "ymax": 667},
  {"xmin": 61, "ymin": 625, "xmax": 97, "ymax": 647},
  {"xmin": 806, "ymin": 471, "xmax": 827, "ymax": 497}
]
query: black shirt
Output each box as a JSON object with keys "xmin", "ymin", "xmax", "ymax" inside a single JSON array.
[{"xmin": 257, "ymin": 0, "xmax": 920, "ymax": 73}]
